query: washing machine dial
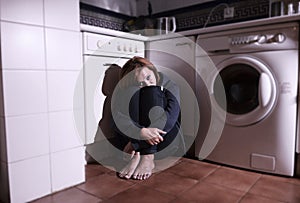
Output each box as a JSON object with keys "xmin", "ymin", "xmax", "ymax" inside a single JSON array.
[
  {"xmin": 267, "ymin": 33, "xmax": 285, "ymax": 43},
  {"xmin": 249, "ymin": 34, "xmax": 267, "ymax": 44}
]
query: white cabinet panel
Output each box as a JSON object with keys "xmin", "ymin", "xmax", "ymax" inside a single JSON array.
[
  {"xmin": 1, "ymin": 22, "xmax": 45, "ymax": 70},
  {"xmin": 148, "ymin": 36, "xmax": 195, "ymax": 66},
  {"xmin": 147, "ymin": 36, "xmax": 197, "ymax": 138},
  {"xmin": 8, "ymin": 156, "xmax": 51, "ymax": 203},
  {"xmin": 0, "ymin": 0, "xmax": 43, "ymax": 25},
  {"xmin": 47, "ymin": 71, "xmax": 83, "ymax": 111},
  {"xmin": 6, "ymin": 114, "xmax": 49, "ymax": 162},
  {"xmin": 50, "ymin": 147, "xmax": 85, "ymax": 192},
  {"xmin": 46, "ymin": 28, "xmax": 82, "ymax": 70},
  {"xmin": 2, "ymin": 71, "xmax": 48, "ymax": 116},
  {"xmin": 44, "ymin": 0, "xmax": 79, "ymax": 31},
  {"xmin": 49, "ymin": 111, "xmax": 84, "ymax": 153}
]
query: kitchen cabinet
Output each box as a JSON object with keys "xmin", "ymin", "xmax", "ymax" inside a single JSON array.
[
  {"xmin": 146, "ymin": 36, "xmax": 198, "ymax": 156},
  {"xmin": 136, "ymin": 0, "xmax": 215, "ymax": 16}
]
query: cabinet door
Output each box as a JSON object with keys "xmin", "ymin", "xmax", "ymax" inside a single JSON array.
[
  {"xmin": 147, "ymin": 36, "xmax": 195, "ymax": 66},
  {"xmin": 147, "ymin": 36, "xmax": 198, "ymax": 140}
]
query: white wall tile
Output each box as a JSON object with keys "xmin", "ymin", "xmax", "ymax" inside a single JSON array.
[
  {"xmin": 0, "ymin": 117, "xmax": 7, "ymax": 162},
  {"xmin": 47, "ymin": 71, "xmax": 83, "ymax": 112},
  {"xmin": 0, "ymin": 0, "xmax": 44, "ymax": 25},
  {"xmin": 51, "ymin": 147, "xmax": 85, "ymax": 192},
  {"xmin": 49, "ymin": 111, "xmax": 84, "ymax": 153},
  {"xmin": 8, "ymin": 156, "xmax": 51, "ymax": 203},
  {"xmin": 1, "ymin": 22, "xmax": 45, "ymax": 70},
  {"xmin": 2, "ymin": 71, "xmax": 48, "ymax": 116},
  {"xmin": 5, "ymin": 114, "xmax": 49, "ymax": 162},
  {"xmin": 45, "ymin": 28, "xmax": 82, "ymax": 70},
  {"xmin": 73, "ymin": 108, "xmax": 86, "ymax": 145},
  {"xmin": 44, "ymin": 0, "xmax": 79, "ymax": 31}
]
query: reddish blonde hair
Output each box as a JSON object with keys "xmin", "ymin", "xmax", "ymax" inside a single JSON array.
[{"xmin": 120, "ymin": 56, "xmax": 160, "ymax": 88}]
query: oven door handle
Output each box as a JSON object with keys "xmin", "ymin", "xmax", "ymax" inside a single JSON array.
[
  {"xmin": 259, "ymin": 72, "xmax": 272, "ymax": 107},
  {"xmin": 103, "ymin": 63, "xmax": 114, "ymax": 66}
]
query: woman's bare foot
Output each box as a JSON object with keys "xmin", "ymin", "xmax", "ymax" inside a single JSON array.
[
  {"xmin": 132, "ymin": 154, "xmax": 155, "ymax": 180},
  {"xmin": 118, "ymin": 152, "xmax": 140, "ymax": 179},
  {"xmin": 123, "ymin": 142, "xmax": 135, "ymax": 161}
]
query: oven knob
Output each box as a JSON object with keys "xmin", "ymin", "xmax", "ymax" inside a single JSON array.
[
  {"xmin": 267, "ymin": 33, "xmax": 285, "ymax": 43},
  {"xmin": 117, "ymin": 44, "xmax": 121, "ymax": 51},
  {"xmin": 97, "ymin": 40, "xmax": 103, "ymax": 48}
]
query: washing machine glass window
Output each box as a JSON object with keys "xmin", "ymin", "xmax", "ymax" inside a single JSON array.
[
  {"xmin": 212, "ymin": 56, "xmax": 277, "ymax": 127},
  {"xmin": 214, "ymin": 64, "xmax": 260, "ymax": 115}
]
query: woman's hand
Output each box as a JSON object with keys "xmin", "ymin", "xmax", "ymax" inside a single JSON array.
[{"xmin": 140, "ymin": 128, "xmax": 166, "ymax": 145}]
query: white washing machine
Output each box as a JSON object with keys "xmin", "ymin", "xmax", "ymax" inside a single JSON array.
[{"xmin": 195, "ymin": 22, "xmax": 299, "ymax": 176}]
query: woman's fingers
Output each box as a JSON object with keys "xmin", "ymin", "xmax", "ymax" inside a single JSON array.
[
  {"xmin": 141, "ymin": 127, "xmax": 166, "ymax": 145},
  {"xmin": 157, "ymin": 129, "xmax": 167, "ymax": 135}
]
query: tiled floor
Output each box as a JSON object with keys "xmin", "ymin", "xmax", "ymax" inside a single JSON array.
[{"xmin": 32, "ymin": 157, "xmax": 300, "ymax": 203}]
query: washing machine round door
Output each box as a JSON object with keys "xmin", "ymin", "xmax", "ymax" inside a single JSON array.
[{"xmin": 212, "ymin": 56, "xmax": 277, "ymax": 126}]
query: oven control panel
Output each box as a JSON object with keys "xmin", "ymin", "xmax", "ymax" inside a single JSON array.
[{"xmin": 83, "ymin": 32, "xmax": 145, "ymax": 57}]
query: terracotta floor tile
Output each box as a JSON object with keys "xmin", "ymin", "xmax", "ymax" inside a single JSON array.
[
  {"xmin": 203, "ymin": 166, "xmax": 261, "ymax": 192},
  {"xmin": 103, "ymin": 184, "xmax": 175, "ymax": 203},
  {"xmin": 179, "ymin": 181, "xmax": 245, "ymax": 202},
  {"xmin": 76, "ymin": 173, "xmax": 135, "ymax": 200},
  {"xmin": 29, "ymin": 157, "xmax": 300, "ymax": 203},
  {"xmin": 248, "ymin": 176, "xmax": 300, "ymax": 203},
  {"xmin": 31, "ymin": 187, "xmax": 101, "ymax": 203},
  {"xmin": 261, "ymin": 173, "xmax": 300, "ymax": 186},
  {"xmin": 169, "ymin": 197, "xmax": 199, "ymax": 203},
  {"xmin": 165, "ymin": 159, "xmax": 219, "ymax": 180},
  {"xmin": 239, "ymin": 194, "xmax": 285, "ymax": 203},
  {"xmin": 140, "ymin": 171, "xmax": 198, "ymax": 195},
  {"xmin": 85, "ymin": 164, "xmax": 113, "ymax": 180},
  {"xmin": 153, "ymin": 156, "xmax": 183, "ymax": 173},
  {"xmin": 181, "ymin": 157, "xmax": 207, "ymax": 164}
]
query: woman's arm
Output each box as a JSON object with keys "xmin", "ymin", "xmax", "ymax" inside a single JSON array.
[{"xmin": 112, "ymin": 85, "xmax": 168, "ymax": 147}]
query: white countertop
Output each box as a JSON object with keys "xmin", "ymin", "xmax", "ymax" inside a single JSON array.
[
  {"xmin": 80, "ymin": 24, "xmax": 149, "ymax": 41},
  {"xmin": 81, "ymin": 14, "xmax": 300, "ymax": 41}
]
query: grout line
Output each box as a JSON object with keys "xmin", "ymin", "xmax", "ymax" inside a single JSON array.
[
  {"xmin": 75, "ymin": 186, "xmax": 104, "ymax": 201},
  {"xmin": 236, "ymin": 173, "xmax": 262, "ymax": 203},
  {"xmin": 41, "ymin": 0, "xmax": 55, "ymax": 194}
]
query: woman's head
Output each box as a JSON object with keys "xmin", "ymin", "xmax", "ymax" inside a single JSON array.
[{"xmin": 120, "ymin": 56, "xmax": 160, "ymax": 88}]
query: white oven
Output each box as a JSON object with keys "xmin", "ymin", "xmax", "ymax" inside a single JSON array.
[{"xmin": 82, "ymin": 32, "xmax": 144, "ymax": 144}]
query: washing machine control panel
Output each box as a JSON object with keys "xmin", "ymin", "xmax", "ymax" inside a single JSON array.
[
  {"xmin": 230, "ymin": 33, "xmax": 286, "ymax": 45},
  {"xmin": 228, "ymin": 25, "xmax": 298, "ymax": 52},
  {"xmin": 196, "ymin": 23, "xmax": 298, "ymax": 55}
]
